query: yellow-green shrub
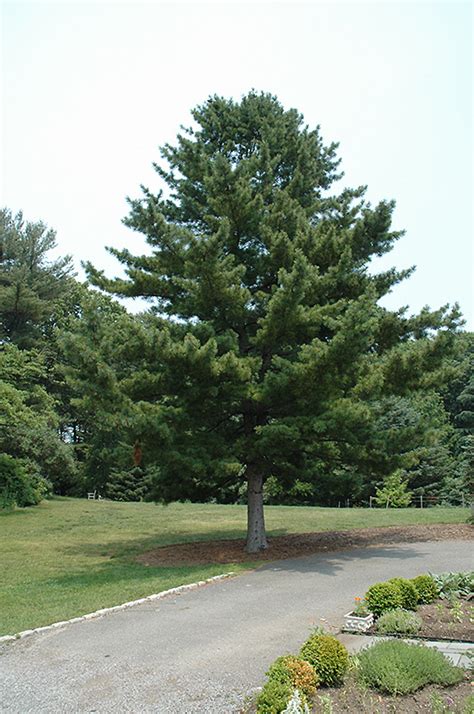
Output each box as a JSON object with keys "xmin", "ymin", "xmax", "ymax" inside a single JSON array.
[
  {"xmin": 256, "ymin": 680, "xmax": 293, "ymax": 714},
  {"xmin": 300, "ymin": 633, "xmax": 349, "ymax": 686},
  {"xmin": 365, "ymin": 581, "xmax": 403, "ymax": 616},
  {"xmin": 388, "ymin": 577, "xmax": 419, "ymax": 610},
  {"xmin": 411, "ymin": 574, "xmax": 439, "ymax": 604}
]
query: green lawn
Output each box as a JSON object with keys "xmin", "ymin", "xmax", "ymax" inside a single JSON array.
[{"xmin": 0, "ymin": 498, "xmax": 469, "ymax": 636}]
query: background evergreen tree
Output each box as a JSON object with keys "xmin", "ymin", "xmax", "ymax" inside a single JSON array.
[
  {"xmin": 0, "ymin": 208, "xmax": 88, "ymax": 494},
  {"xmin": 86, "ymin": 92, "xmax": 461, "ymax": 551},
  {"xmin": 0, "ymin": 343, "xmax": 78, "ymax": 495},
  {"xmin": 0, "ymin": 208, "xmax": 76, "ymax": 348},
  {"xmin": 438, "ymin": 333, "xmax": 474, "ymax": 505},
  {"xmin": 60, "ymin": 292, "xmax": 168, "ymax": 494},
  {"xmin": 106, "ymin": 465, "xmax": 154, "ymax": 502}
]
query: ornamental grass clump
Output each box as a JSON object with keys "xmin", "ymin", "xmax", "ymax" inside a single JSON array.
[
  {"xmin": 266, "ymin": 655, "xmax": 319, "ymax": 699},
  {"xmin": 376, "ymin": 608, "xmax": 422, "ymax": 635},
  {"xmin": 388, "ymin": 577, "xmax": 419, "ymax": 610},
  {"xmin": 356, "ymin": 640, "xmax": 464, "ymax": 695},
  {"xmin": 300, "ymin": 633, "xmax": 349, "ymax": 686},
  {"xmin": 411, "ymin": 574, "xmax": 439, "ymax": 604},
  {"xmin": 365, "ymin": 581, "xmax": 403, "ymax": 616}
]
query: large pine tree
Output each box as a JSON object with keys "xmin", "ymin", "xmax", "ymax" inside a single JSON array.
[{"xmin": 87, "ymin": 92, "xmax": 460, "ymax": 552}]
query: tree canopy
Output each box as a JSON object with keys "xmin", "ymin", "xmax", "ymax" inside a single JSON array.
[
  {"xmin": 0, "ymin": 208, "xmax": 76, "ymax": 348},
  {"xmin": 85, "ymin": 92, "xmax": 462, "ymax": 551}
]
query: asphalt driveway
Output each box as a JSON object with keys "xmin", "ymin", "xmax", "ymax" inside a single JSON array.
[{"xmin": 0, "ymin": 540, "xmax": 472, "ymax": 713}]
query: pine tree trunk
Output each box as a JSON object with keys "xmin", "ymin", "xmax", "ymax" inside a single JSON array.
[{"xmin": 245, "ymin": 467, "xmax": 268, "ymax": 553}]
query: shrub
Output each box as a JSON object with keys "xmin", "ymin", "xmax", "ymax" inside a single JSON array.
[
  {"xmin": 388, "ymin": 577, "xmax": 419, "ymax": 610},
  {"xmin": 376, "ymin": 608, "xmax": 422, "ymax": 635},
  {"xmin": 300, "ymin": 633, "xmax": 349, "ymax": 686},
  {"xmin": 256, "ymin": 680, "xmax": 293, "ymax": 714},
  {"xmin": 267, "ymin": 655, "xmax": 319, "ymax": 698},
  {"xmin": 411, "ymin": 574, "xmax": 439, "ymax": 604},
  {"xmin": 356, "ymin": 640, "xmax": 464, "ymax": 695},
  {"xmin": 365, "ymin": 581, "xmax": 403, "ymax": 616},
  {"xmin": 0, "ymin": 454, "xmax": 42, "ymax": 508}
]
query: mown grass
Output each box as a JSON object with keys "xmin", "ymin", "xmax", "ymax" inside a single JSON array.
[{"xmin": 0, "ymin": 498, "xmax": 469, "ymax": 635}]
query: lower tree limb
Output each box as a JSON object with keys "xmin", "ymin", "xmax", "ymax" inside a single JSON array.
[{"xmin": 245, "ymin": 467, "xmax": 268, "ymax": 553}]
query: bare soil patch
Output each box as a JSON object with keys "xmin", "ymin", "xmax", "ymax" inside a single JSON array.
[
  {"xmin": 136, "ymin": 524, "xmax": 472, "ymax": 567},
  {"xmin": 309, "ymin": 672, "xmax": 473, "ymax": 713},
  {"xmin": 415, "ymin": 599, "xmax": 474, "ymax": 642},
  {"xmin": 366, "ymin": 598, "xmax": 474, "ymax": 643}
]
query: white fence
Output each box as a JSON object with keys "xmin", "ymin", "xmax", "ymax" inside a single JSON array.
[{"xmin": 367, "ymin": 494, "xmax": 470, "ymax": 508}]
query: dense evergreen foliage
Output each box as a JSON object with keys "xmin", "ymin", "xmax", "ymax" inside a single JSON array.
[
  {"xmin": 0, "ymin": 208, "xmax": 76, "ymax": 348},
  {"xmin": 85, "ymin": 92, "xmax": 467, "ymax": 550},
  {"xmin": 0, "ymin": 94, "xmax": 472, "ymax": 545}
]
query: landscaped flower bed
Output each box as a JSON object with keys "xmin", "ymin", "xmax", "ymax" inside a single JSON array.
[
  {"xmin": 354, "ymin": 571, "xmax": 474, "ymax": 642},
  {"xmin": 249, "ymin": 629, "xmax": 472, "ymax": 713},
  {"xmin": 366, "ymin": 598, "xmax": 474, "ymax": 642},
  {"xmin": 248, "ymin": 572, "xmax": 474, "ymax": 713}
]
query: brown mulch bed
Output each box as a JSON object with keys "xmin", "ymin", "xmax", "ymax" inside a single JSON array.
[
  {"xmin": 136, "ymin": 524, "xmax": 472, "ymax": 567},
  {"xmin": 309, "ymin": 672, "xmax": 473, "ymax": 713}
]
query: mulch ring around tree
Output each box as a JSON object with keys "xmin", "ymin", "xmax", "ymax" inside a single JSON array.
[{"xmin": 136, "ymin": 524, "xmax": 473, "ymax": 567}]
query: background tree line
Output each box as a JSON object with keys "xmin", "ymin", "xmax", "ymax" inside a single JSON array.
[{"xmin": 1, "ymin": 94, "xmax": 472, "ymax": 545}]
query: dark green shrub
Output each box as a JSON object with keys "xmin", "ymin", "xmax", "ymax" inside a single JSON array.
[
  {"xmin": 256, "ymin": 679, "xmax": 293, "ymax": 714},
  {"xmin": 300, "ymin": 633, "xmax": 349, "ymax": 686},
  {"xmin": 356, "ymin": 640, "xmax": 464, "ymax": 695},
  {"xmin": 0, "ymin": 454, "xmax": 42, "ymax": 508},
  {"xmin": 388, "ymin": 577, "xmax": 419, "ymax": 610},
  {"xmin": 376, "ymin": 608, "xmax": 422, "ymax": 635},
  {"xmin": 365, "ymin": 581, "xmax": 403, "ymax": 616},
  {"xmin": 411, "ymin": 574, "xmax": 439, "ymax": 604},
  {"xmin": 267, "ymin": 655, "xmax": 318, "ymax": 698}
]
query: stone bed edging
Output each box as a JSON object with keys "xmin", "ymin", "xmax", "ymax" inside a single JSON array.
[{"xmin": 0, "ymin": 571, "xmax": 235, "ymax": 645}]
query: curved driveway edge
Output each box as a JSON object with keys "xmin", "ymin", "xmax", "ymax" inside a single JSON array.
[
  {"xmin": 1, "ymin": 540, "xmax": 472, "ymax": 713},
  {"xmin": 0, "ymin": 572, "xmax": 235, "ymax": 645}
]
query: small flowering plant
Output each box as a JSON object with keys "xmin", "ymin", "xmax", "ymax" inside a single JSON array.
[
  {"xmin": 351, "ymin": 597, "xmax": 369, "ymax": 617},
  {"xmin": 344, "ymin": 596, "xmax": 374, "ymax": 632}
]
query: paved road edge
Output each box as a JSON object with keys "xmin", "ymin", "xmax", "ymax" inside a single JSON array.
[{"xmin": 0, "ymin": 572, "xmax": 235, "ymax": 644}]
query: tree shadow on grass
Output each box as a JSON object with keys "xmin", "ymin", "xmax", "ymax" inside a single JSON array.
[{"xmin": 58, "ymin": 528, "xmax": 261, "ymax": 559}]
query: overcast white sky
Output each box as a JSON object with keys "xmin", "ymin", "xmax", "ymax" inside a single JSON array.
[{"xmin": 2, "ymin": 1, "xmax": 473, "ymax": 327}]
